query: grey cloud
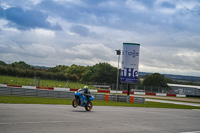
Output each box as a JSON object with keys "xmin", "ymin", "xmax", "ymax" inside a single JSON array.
[
  {"xmin": 35, "ymin": 0, "xmax": 200, "ymax": 34},
  {"xmin": 0, "ymin": 7, "xmax": 62, "ymax": 30},
  {"xmin": 22, "ymin": 44, "xmax": 56, "ymax": 58},
  {"xmin": 64, "ymin": 43, "xmax": 115, "ymax": 61},
  {"xmin": 140, "ymin": 46, "xmax": 200, "ymax": 72},
  {"xmin": 70, "ymin": 25, "xmax": 89, "ymax": 37},
  {"xmin": 38, "ymin": 0, "xmax": 82, "ymax": 22},
  {"xmin": 136, "ymin": 0, "xmax": 155, "ymax": 8},
  {"xmin": 161, "ymin": 2, "xmax": 176, "ymax": 9}
]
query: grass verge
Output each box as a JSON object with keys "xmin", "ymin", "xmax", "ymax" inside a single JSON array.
[
  {"xmin": 0, "ymin": 95, "xmax": 200, "ymax": 109},
  {"xmin": 0, "ymin": 75, "xmax": 97, "ymax": 89}
]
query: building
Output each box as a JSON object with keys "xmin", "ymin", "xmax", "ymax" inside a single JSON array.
[{"xmin": 167, "ymin": 83, "xmax": 200, "ymax": 96}]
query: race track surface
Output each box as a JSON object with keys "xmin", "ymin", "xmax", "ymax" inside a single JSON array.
[
  {"xmin": 146, "ymin": 99, "xmax": 200, "ymax": 107},
  {"xmin": 0, "ymin": 104, "xmax": 200, "ymax": 133},
  {"xmin": 134, "ymin": 95, "xmax": 200, "ymax": 103}
]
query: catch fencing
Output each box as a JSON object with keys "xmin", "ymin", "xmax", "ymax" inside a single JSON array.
[{"xmin": 0, "ymin": 86, "xmax": 145, "ymax": 104}]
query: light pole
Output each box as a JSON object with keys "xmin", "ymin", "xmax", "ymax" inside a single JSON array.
[{"xmin": 115, "ymin": 50, "xmax": 121, "ymax": 102}]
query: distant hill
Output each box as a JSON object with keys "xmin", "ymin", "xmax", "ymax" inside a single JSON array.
[
  {"xmin": 139, "ymin": 72, "xmax": 200, "ymax": 82},
  {"xmin": 31, "ymin": 65, "xmax": 51, "ymax": 70}
]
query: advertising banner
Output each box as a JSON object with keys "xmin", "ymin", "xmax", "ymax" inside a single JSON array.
[{"xmin": 120, "ymin": 43, "xmax": 140, "ymax": 84}]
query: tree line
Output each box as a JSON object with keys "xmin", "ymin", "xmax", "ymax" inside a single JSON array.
[
  {"xmin": 0, "ymin": 60, "xmax": 171, "ymax": 87},
  {"xmin": 0, "ymin": 61, "xmax": 117, "ymax": 83},
  {"xmin": 1, "ymin": 60, "xmax": 197, "ymax": 87}
]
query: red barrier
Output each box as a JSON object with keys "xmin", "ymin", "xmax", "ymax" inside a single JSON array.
[
  {"xmin": 45, "ymin": 87, "xmax": 54, "ymax": 90},
  {"xmin": 7, "ymin": 85, "xmax": 22, "ymax": 88},
  {"xmin": 70, "ymin": 88, "xmax": 79, "ymax": 91},
  {"xmin": 36, "ymin": 87, "xmax": 43, "ymax": 89},
  {"xmin": 98, "ymin": 90, "xmax": 110, "ymax": 93},
  {"xmin": 122, "ymin": 91, "xmax": 134, "ymax": 94},
  {"xmin": 167, "ymin": 94, "xmax": 176, "ymax": 97},
  {"xmin": 123, "ymin": 91, "xmax": 127, "ymax": 94},
  {"xmin": 145, "ymin": 92, "xmax": 156, "ymax": 96}
]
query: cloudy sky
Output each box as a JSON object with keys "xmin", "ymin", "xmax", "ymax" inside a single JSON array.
[{"xmin": 0, "ymin": 0, "xmax": 200, "ymax": 76}]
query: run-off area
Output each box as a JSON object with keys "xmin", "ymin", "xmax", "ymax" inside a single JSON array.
[{"xmin": 0, "ymin": 104, "xmax": 200, "ymax": 133}]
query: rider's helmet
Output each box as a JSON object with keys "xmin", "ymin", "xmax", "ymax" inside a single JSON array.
[{"xmin": 83, "ymin": 86, "xmax": 88, "ymax": 92}]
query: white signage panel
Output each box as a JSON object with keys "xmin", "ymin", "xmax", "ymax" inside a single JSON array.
[{"xmin": 120, "ymin": 43, "xmax": 140, "ymax": 84}]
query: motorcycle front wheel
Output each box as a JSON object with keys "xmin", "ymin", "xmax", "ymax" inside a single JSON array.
[
  {"xmin": 72, "ymin": 99, "xmax": 78, "ymax": 108},
  {"xmin": 85, "ymin": 101, "xmax": 93, "ymax": 111}
]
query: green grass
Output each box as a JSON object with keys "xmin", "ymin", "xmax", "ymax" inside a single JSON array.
[
  {"xmin": 0, "ymin": 75, "xmax": 97, "ymax": 89},
  {"xmin": 0, "ymin": 95, "xmax": 72, "ymax": 105},
  {"xmin": 0, "ymin": 95, "xmax": 200, "ymax": 109}
]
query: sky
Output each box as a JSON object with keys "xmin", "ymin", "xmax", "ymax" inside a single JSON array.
[{"xmin": 0, "ymin": 0, "xmax": 200, "ymax": 76}]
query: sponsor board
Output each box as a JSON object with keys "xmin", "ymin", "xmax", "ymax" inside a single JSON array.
[{"xmin": 120, "ymin": 43, "xmax": 140, "ymax": 84}]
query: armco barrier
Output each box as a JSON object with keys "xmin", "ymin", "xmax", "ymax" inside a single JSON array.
[
  {"xmin": 0, "ymin": 84, "xmax": 186, "ymax": 97},
  {"xmin": 92, "ymin": 94, "xmax": 105, "ymax": 100},
  {"xmin": 0, "ymin": 87, "xmax": 10, "ymax": 95},
  {"xmin": 24, "ymin": 89, "xmax": 37, "ymax": 96},
  {"xmin": 0, "ymin": 87, "xmax": 74, "ymax": 99},
  {"xmin": 0, "ymin": 87, "xmax": 145, "ymax": 104},
  {"xmin": 117, "ymin": 95, "xmax": 127, "ymax": 102}
]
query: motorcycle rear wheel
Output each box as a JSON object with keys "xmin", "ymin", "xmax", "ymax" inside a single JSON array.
[
  {"xmin": 85, "ymin": 101, "xmax": 93, "ymax": 111},
  {"xmin": 72, "ymin": 99, "xmax": 78, "ymax": 108}
]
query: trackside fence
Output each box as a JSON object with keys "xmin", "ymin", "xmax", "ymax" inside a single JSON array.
[{"xmin": 0, "ymin": 87, "xmax": 145, "ymax": 104}]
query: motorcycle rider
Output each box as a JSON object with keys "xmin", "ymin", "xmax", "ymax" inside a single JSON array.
[{"xmin": 82, "ymin": 86, "xmax": 90, "ymax": 103}]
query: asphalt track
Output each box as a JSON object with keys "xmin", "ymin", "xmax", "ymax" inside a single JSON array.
[
  {"xmin": 146, "ymin": 99, "xmax": 200, "ymax": 107},
  {"xmin": 0, "ymin": 104, "xmax": 200, "ymax": 133}
]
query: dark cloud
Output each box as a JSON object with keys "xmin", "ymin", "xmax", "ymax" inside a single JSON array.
[
  {"xmin": 1, "ymin": 7, "xmax": 62, "ymax": 30},
  {"xmin": 161, "ymin": 2, "xmax": 176, "ymax": 9},
  {"xmin": 83, "ymin": 0, "xmax": 108, "ymax": 5},
  {"xmin": 35, "ymin": 0, "xmax": 170, "ymax": 32},
  {"xmin": 135, "ymin": 0, "xmax": 155, "ymax": 8},
  {"xmin": 1, "ymin": 0, "xmax": 199, "ymax": 33},
  {"xmin": 38, "ymin": 0, "xmax": 82, "ymax": 22}
]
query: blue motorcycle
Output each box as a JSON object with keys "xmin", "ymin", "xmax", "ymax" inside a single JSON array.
[{"xmin": 72, "ymin": 89, "xmax": 95, "ymax": 111}]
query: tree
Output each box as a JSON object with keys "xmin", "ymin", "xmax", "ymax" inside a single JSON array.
[
  {"xmin": 0, "ymin": 65, "xmax": 7, "ymax": 75},
  {"xmin": 81, "ymin": 66, "xmax": 93, "ymax": 82},
  {"xmin": 0, "ymin": 61, "xmax": 7, "ymax": 66},
  {"xmin": 11, "ymin": 61, "xmax": 31, "ymax": 69},
  {"xmin": 143, "ymin": 73, "xmax": 169, "ymax": 87},
  {"xmin": 90, "ymin": 63, "xmax": 117, "ymax": 83},
  {"xmin": 48, "ymin": 65, "xmax": 68, "ymax": 73},
  {"xmin": 80, "ymin": 63, "xmax": 117, "ymax": 83},
  {"xmin": 65, "ymin": 64, "xmax": 87, "ymax": 81}
]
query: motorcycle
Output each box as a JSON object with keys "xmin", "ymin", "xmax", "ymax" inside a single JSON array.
[{"xmin": 72, "ymin": 89, "xmax": 95, "ymax": 111}]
